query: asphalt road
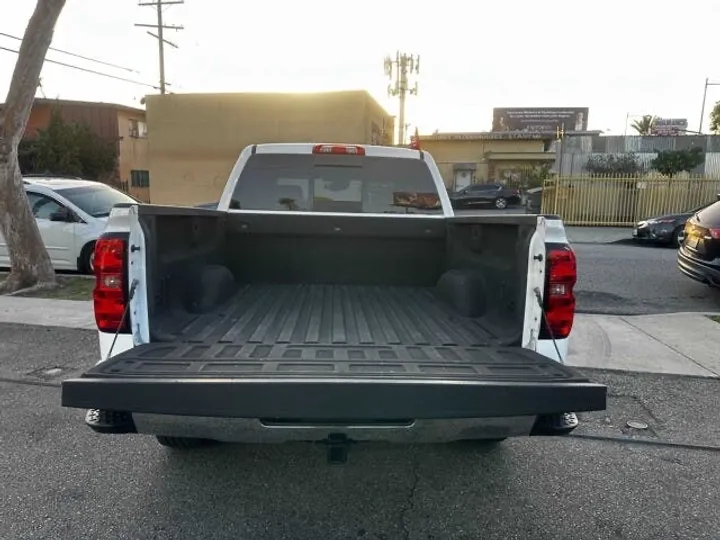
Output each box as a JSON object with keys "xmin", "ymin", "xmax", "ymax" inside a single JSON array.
[
  {"xmin": 2, "ymin": 323, "xmax": 720, "ymax": 540},
  {"xmin": 574, "ymin": 242, "xmax": 720, "ymax": 315},
  {"xmin": 455, "ymin": 207, "xmax": 720, "ymax": 315}
]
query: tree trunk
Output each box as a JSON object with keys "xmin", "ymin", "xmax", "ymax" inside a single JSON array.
[{"xmin": 0, "ymin": 0, "xmax": 66, "ymax": 293}]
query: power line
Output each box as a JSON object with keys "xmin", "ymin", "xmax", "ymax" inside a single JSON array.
[
  {"xmin": 384, "ymin": 52, "xmax": 420, "ymax": 145},
  {"xmin": 0, "ymin": 45, "xmax": 160, "ymax": 89},
  {"xmin": 0, "ymin": 31, "xmax": 139, "ymax": 73},
  {"xmin": 136, "ymin": 0, "xmax": 184, "ymax": 94}
]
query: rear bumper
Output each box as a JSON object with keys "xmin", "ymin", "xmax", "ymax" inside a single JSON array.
[
  {"xmin": 131, "ymin": 414, "xmax": 539, "ymax": 443},
  {"xmin": 678, "ymin": 249, "xmax": 720, "ymax": 286},
  {"xmin": 62, "ymin": 377, "xmax": 606, "ymax": 421}
]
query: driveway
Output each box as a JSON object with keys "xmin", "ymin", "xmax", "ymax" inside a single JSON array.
[{"xmin": 1, "ymin": 323, "xmax": 720, "ymax": 540}]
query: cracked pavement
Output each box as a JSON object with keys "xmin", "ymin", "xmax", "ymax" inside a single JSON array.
[{"xmin": 1, "ymin": 323, "xmax": 720, "ymax": 540}]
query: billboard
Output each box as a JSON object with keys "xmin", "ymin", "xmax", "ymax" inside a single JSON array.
[
  {"xmin": 651, "ymin": 118, "xmax": 688, "ymax": 136},
  {"xmin": 492, "ymin": 107, "xmax": 589, "ymax": 133}
]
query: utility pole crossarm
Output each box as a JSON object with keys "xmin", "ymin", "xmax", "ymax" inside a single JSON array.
[
  {"xmin": 136, "ymin": 0, "xmax": 184, "ymax": 95},
  {"xmin": 134, "ymin": 23, "xmax": 184, "ymax": 30}
]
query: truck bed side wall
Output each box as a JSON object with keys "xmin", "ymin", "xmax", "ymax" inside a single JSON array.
[
  {"xmin": 445, "ymin": 220, "xmax": 535, "ymax": 338},
  {"xmin": 138, "ymin": 206, "xmax": 227, "ymax": 340}
]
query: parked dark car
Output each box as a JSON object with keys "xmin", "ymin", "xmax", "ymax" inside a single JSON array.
[
  {"xmin": 449, "ymin": 183, "xmax": 521, "ymax": 210},
  {"xmin": 633, "ymin": 201, "xmax": 716, "ymax": 248},
  {"xmin": 677, "ymin": 200, "xmax": 720, "ymax": 287}
]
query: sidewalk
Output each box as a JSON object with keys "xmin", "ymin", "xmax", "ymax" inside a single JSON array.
[
  {"xmin": 0, "ymin": 296, "xmax": 94, "ymax": 330},
  {"xmin": 0, "ymin": 296, "xmax": 718, "ymax": 378},
  {"xmin": 568, "ymin": 312, "xmax": 720, "ymax": 377}
]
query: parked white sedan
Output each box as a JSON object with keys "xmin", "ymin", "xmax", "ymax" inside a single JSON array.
[{"xmin": 0, "ymin": 176, "xmax": 138, "ymax": 273}]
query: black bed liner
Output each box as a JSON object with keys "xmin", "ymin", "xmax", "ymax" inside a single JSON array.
[
  {"xmin": 63, "ymin": 285, "xmax": 606, "ymax": 420},
  {"xmin": 155, "ymin": 284, "xmax": 501, "ymax": 347}
]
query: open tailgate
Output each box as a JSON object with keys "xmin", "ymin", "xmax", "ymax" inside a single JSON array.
[{"xmin": 62, "ymin": 343, "xmax": 606, "ymax": 420}]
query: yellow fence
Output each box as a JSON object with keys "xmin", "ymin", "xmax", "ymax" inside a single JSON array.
[{"xmin": 541, "ymin": 176, "xmax": 720, "ymax": 226}]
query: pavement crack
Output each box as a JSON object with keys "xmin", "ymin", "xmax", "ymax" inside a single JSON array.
[
  {"xmin": 620, "ymin": 317, "xmax": 720, "ymax": 377},
  {"xmin": 399, "ymin": 455, "xmax": 421, "ymax": 540},
  {"xmin": 0, "ymin": 376, "xmax": 60, "ymax": 388},
  {"xmin": 571, "ymin": 433, "xmax": 720, "ymax": 453}
]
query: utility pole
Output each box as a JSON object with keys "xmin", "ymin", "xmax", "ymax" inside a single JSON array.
[
  {"xmin": 384, "ymin": 52, "xmax": 420, "ymax": 145},
  {"xmin": 699, "ymin": 78, "xmax": 720, "ymax": 134},
  {"xmin": 136, "ymin": 0, "xmax": 184, "ymax": 94}
]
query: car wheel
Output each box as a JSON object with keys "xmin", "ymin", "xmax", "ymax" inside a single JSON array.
[
  {"xmin": 156, "ymin": 435, "xmax": 216, "ymax": 449},
  {"xmin": 494, "ymin": 197, "xmax": 508, "ymax": 209},
  {"xmin": 672, "ymin": 227, "xmax": 685, "ymax": 248},
  {"xmin": 79, "ymin": 242, "xmax": 96, "ymax": 274}
]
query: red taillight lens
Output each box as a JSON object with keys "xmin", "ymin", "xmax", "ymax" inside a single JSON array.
[
  {"xmin": 312, "ymin": 144, "xmax": 366, "ymax": 156},
  {"xmin": 93, "ymin": 238, "xmax": 129, "ymax": 333},
  {"xmin": 540, "ymin": 246, "xmax": 577, "ymax": 340},
  {"xmin": 710, "ymin": 228, "xmax": 720, "ymax": 240}
]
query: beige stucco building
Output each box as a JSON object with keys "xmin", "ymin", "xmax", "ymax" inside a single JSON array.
[
  {"xmin": 419, "ymin": 133, "xmax": 556, "ymax": 190},
  {"xmin": 146, "ymin": 91, "xmax": 394, "ymax": 205}
]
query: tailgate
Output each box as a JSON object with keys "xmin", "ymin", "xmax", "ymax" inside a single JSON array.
[{"xmin": 62, "ymin": 343, "xmax": 606, "ymax": 420}]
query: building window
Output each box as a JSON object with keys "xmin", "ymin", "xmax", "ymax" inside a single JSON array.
[
  {"xmin": 128, "ymin": 119, "xmax": 147, "ymax": 138},
  {"xmin": 130, "ymin": 169, "xmax": 150, "ymax": 188}
]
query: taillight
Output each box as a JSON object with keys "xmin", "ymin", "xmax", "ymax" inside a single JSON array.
[
  {"xmin": 312, "ymin": 144, "xmax": 366, "ymax": 156},
  {"xmin": 539, "ymin": 245, "xmax": 577, "ymax": 340},
  {"xmin": 709, "ymin": 228, "xmax": 720, "ymax": 240},
  {"xmin": 93, "ymin": 237, "xmax": 129, "ymax": 333}
]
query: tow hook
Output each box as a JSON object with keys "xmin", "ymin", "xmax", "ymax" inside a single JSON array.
[{"xmin": 325, "ymin": 433, "xmax": 352, "ymax": 464}]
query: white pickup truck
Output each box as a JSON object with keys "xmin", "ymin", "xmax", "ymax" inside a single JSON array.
[{"xmin": 62, "ymin": 143, "xmax": 605, "ymax": 462}]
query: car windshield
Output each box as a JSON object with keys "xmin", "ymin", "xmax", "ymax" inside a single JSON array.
[
  {"xmin": 231, "ymin": 153, "xmax": 443, "ymax": 214},
  {"xmin": 58, "ymin": 184, "xmax": 138, "ymax": 217}
]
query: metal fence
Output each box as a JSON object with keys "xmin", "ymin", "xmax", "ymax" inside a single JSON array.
[{"xmin": 541, "ymin": 175, "xmax": 720, "ymax": 226}]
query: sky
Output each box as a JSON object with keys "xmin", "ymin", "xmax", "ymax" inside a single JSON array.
[{"xmin": 1, "ymin": 0, "xmax": 719, "ymax": 137}]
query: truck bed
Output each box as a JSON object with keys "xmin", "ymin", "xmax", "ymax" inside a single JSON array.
[
  {"xmin": 154, "ymin": 283, "xmax": 500, "ymax": 350},
  {"xmin": 67, "ymin": 283, "xmax": 603, "ymax": 419},
  {"xmin": 63, "ymin": 209, "xmax": 608, "ymax": 421}
]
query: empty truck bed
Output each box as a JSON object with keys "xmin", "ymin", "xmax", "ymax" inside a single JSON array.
[
  {"xmin": 93, "ymin": 282, "xmax": 584, "ymax": 390},
  {"xmin": 153, "ymin": 283, "xmax": 501, "ymax": 349}
]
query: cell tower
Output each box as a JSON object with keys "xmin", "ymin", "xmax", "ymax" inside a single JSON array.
[{"xmin": 384, "ymin": 52, "xmax": 420, "ymax": 145}]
